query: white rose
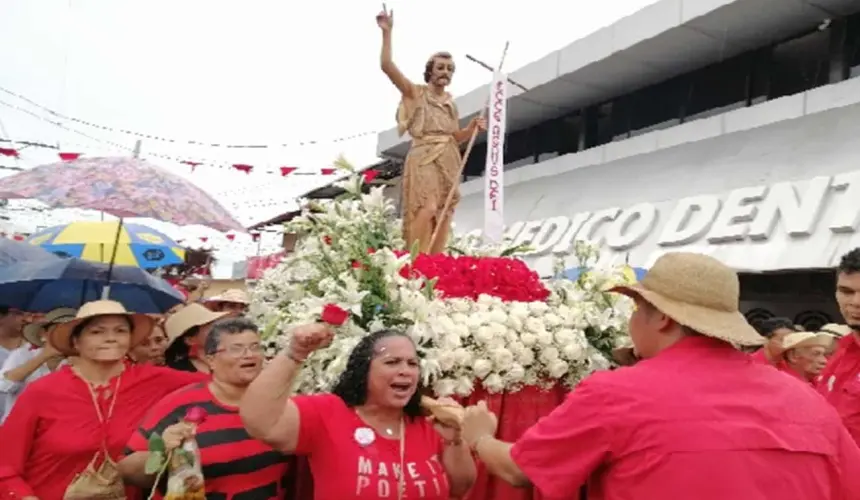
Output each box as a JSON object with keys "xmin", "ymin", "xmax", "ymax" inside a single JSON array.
[
  {"xmin": 488, "ymin": 322, "xmax": 507, "ymax": 337},
  {"xmin": 432, "ymin": 316, "xmax": 457, "ymax": 335},
  {"xmin": 508, "ymin": 341, "xmax": 526, "ymax": 356},
  {"xmin": 505, "ymin": 328, "xmax": 519, "ymax": 343},
  {"xmin": 562, "ymin": 343, "xmax": 584, "ymax": 361},
  {"xmin": 525, "ymin": 317, "xmax": 545, "ymax": 334},
  {"xmin": 455, "ymin": 376, "xmax": 475, "ymax": 396},
  {"xmin": 437, "ymin": 350, "xmax": 457, "ymax": 371},
  {"xmin": 537, "ymin": 331, "xmax": 554, "ymax": 346},
  {"xmin": 477, "ymin": 294, "xmax": 496, "ymax": 306},
  {"xmin": 466, "ymin": 313, "xmax": 487, "ymax": 331},
  {"xmin": 554, "ymin": 329, "xmax": 576, "ymax": 346},
  {"xmin": 528, "ymin": 302, "xmax": 550, "ymax": 314},
  {"xmin": 543, "ymin": 313, "xmax": 562, "ymax": 327},
  {"xmin": 509, "ymin": 303, "xmax": 529, "ymax": 319},
  {"xmin": 483, "ymin": 373, "xmax": 505, "ymax": 392},
  {"xmin": 440, "ymin": 333, "xmax": 462, "ymax": 349},
  {"xmin": 490, "ymin": 347, "xmax": 514, "ymax": 367},
  {"xmin": 507, "ymin": 315, "xmax": 524, "ymax": 332},
  {"xmin": 451, "ymin": 313, "xmax": 469, "ymax": 326},
  {"xmin": 473, "ymin": 359, "xmax": 493, "ymax": 379},
  {"xmin": 548, "ymin": 359, "xmax": 569, "ymax": 378},
  {"xmin": 518, "ymin": 348, "xmax": 535, "ymax": 366},
  {"xmin": 539, "ymin": 347, "xmax": 560, "ymax": 363},
  {"xmin": 506, "ymin": 363, "xmax": 526, "ymax": 383},
  {"xmin": 433, "ymin": 378, "xmax": 457, "ymax": 397},
  {"xmin": 488, "ymin": 309, "xmax": 508, "ymax": 324},
  {"xmin": 453, "ymin": 347, "xmax": 473, "ymax": 366},
  {"xmin": 487, "ymin": 336, "xmax": 507, "ymax": 351},
  {"xmin": 520, "ymin": 333, "xmax": 537, "ymax": 347},
  {"xmin": 451, "ymin": 300, "xmax": 472, "ymax": 313},
  {"xmin": 475, "ymin": 326, "xmax": 494, "ymax": 344}
]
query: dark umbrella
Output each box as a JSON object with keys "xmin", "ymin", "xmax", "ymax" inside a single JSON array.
[
  {"xmin": 0, "ymin": 237, "xmax": 62, "ymax": 266},
  {"xmin": 0, "ymin": 258, "xmax": 185, "ymax": 313}
]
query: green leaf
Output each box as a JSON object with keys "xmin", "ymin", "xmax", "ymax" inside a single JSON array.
[
  {"xmin": 424, "ymin": 277, "xmax": 438, "ymax": 300},
  {"xmin": 147, "ymin": 433, "xmax": 165, "ymax": 454},
  {"xmin": 409, "ymin": 239, "xmax": 420, "ymax": 265},
  {"xmin": 144, "ymin": 451, "xmax": 165, "ymax": 474}
]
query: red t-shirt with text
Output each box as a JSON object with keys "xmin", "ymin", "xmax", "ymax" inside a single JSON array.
[{"xmin": 292, "ymin": 393, "xmax": 450, "ymax": 500}]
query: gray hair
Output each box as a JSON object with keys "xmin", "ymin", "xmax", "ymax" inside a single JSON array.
[{"xmin": 203, "ymin": 317, "xmax": 259, "ymax": 355}]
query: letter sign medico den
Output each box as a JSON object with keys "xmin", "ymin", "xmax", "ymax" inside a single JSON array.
[
  {"xmin": 746, "ymin": 176, "xmax": 831, "ymax": 241},
  {"xmin": 550, "ymin": 212, "xmax": 591, "ymax": 255},
  {"xmin": 658, "ymin": 195, "xmax": 721, "ymax": 247},
  {"xmin": 706, "ymin": 185, "xmax": 767, "ymax": 243},
  {"xmin": 605, "ymin": 203, "xmax": 658, "ymax": 251},
  {"xmin": 576, "ymin": 207, "xmax": 621, "ymax": 246},
  {"xmin": 828, "ymin": 171, "xmax": 860, "ymax": 234}
]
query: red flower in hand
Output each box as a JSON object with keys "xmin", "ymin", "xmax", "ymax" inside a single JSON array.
[
  {"xmin": 323, "ymin": 235, "xmax": 332, "ymax": 245},
  {"xmin": 321, "ymin": 304, "xmax": 349, "ymax": 326},
  {"xmin": 184, "ymin": 406, "xmax": 208, "ymax": 424}
]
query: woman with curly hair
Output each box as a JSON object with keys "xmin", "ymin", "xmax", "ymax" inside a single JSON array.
[{"xmin": 241, "ymin": 326, "xmax": 476, "ymax": 499}]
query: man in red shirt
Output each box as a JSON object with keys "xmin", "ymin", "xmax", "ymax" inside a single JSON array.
[
  {"xmin": 780, "ymin": 332, "xmax": 830, "ymax": 385},
  {"xmin": 819, "ymin": 248, "xmax": 860, "ymax": 445},
  {"xmin": 749, "ymin": 317, "xmax": 799, "ymax": 366},
  {"xmin": 462, "ymin": 252, "xmax": 860, "ymax": 500}
]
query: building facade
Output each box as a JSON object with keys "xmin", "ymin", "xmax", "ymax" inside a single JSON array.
[{"xmin": 375, "ymin": 0, "xmax": 860, "ymax": 329}]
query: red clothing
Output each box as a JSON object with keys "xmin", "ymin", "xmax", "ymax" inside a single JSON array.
[
  {"xmin": 511, "ymin": 336, "xmax": 860, "ymax": 500},
  {"xmin": 126, "ymin": 382, "xmax": 292, "ymax": 498},
  {"xmin": 293, "ymin": 393, "xmax": 451, "ymax": 500},
  {"xmin": 0, "ymin": 363, "xmax": 208, "ymax": 500},
  {"xmin": 749, "ymin": 347, "xmax": 788, "ymax": 369},
  {"xmin": 818, "ymin": 333, "xmax": 860, "ymax": 445},
  {"xmin": 779, "ymin": 364, "xmax": 816, "ymax": 386}
]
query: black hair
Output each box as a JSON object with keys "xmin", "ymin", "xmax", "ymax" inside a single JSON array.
[
  {"xmin": 0, "ymin": 306, "xmax": 8, "ymax": 315},
  {"xmin": 70, "ymin": 315, "xmax": 134, "ymax": 343},
  {"xmin": 755, "ymin": 317, "xmax": 799, "ymax": 338},
  {"xmin": 165, "ymin": 325, "xmax": 200, "ymax": 365},
  {"xmin": 331, "ymin": 329, "xmax": 423, "ymax": 419},
  {"xmin": 838, "ymin": 248, "xmax": 860, "ymax": 275},
  {"xmin": 203, "ymin": 317, "xmax": 259, "ymax": 355},
  {"xmin": 423, "ymin": 52, "xmax": 454, "ymax": 83}
]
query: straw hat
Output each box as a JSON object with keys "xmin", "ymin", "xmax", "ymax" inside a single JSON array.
[
  {"xmin": 205, "ymin": 289, "xmax": 250, "ymax": 305},
  {"xmin": 819, "ymin": 323, "xmax": 852, "ymax": 338},
  {"xmin": 164, "ymin": 303, "xmax": 228, "ymax": 347},
  {"xmin": 609, "ymin": 252, "xmax": 765, "ymax": 347},
  {"xmin": 782, "ymin": 332, "xmax": 833, "ymax": 350},
  {"xmin": 49, "ymin": 300, "xmax": 155, "ymax": 356},
  {"xmin": 22, "ymin": 308, "xmax": 77, "ymax": 347}
]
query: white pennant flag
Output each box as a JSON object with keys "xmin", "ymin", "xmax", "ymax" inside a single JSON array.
[{"xmin": 483, "ymin": 72, "xmax": 507, "ymax": 243}]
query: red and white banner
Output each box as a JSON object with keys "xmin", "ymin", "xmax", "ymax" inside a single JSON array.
[
  {"xmin": 246, "ymin": 250, "xmax": 286, "ymax": 279},
  {"xmin": 483, "ymin": 72, "xmax": 507, "ymax": 243}
]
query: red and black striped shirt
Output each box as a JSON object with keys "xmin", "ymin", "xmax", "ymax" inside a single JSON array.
[{"xmin": 125, "ymin": 382, "xmax": 292, "ymax": 499}]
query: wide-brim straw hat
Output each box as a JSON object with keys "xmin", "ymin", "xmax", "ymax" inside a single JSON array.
[
  {"xmin": 609, "ymin": 252, "xmax": 765, "ymax": 347},
  {"xmin": 22, "ymin": 307, "xmax": 78, "ymax": 347},
  {"xmin": 164, "ymin": 303, "xmax": 228, "ymax": 348},
  {"xmin": 49, "ymin": 300, "xmax": 155, "ymax": 356},
  {"xmin": 205, "ymin": 288, "xmax": 250, "ymax": 305},
  {"xmin": 782, "ymin": 332, "xmax": 834, "ymax": 350},
  {"xmin": 819, "ymin": 323, "xmax": 852, "ymax": 338}
]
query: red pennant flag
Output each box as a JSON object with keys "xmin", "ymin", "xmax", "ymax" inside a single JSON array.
[
  {"xmin": 199, "ymin": 236, "xmax": 209, "ymax": 242},
  {"xmin": 362, "ymin": 169, "xmax": 380, "ymax": 183},
  {"xmin": 251, "ymin": 233, "xmax": 261, "ymax": 242},
  {"xmin": 58, "ymin": 152, "xmax": 81, "ymax": 161},
  {"xmin": 321, "ymin": 168, "xmax": 336, "ymax": 175},
  {"xmin": 226, "ymin": 234, "xmax": 235, "ymax": 241},
  {"xmin": 12, "ymin": 234, "xmax": 24, "ymax": 241},
  {"xmin": 279, "ymin": 166, "xmax": 297, "ymax": 176},
  {"xmin": 232, "ymin": 164, "xmax": 253, "ymax": 174},
  {"xmin": 181, "ymin": 160, "xmax": 202, "ymax": 172},
  {"xmin": 0, "ymin": 147, "xmax": 19, "ymax": 157}
]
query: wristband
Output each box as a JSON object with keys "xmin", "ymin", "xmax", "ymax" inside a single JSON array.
[
  {"xmin": 470, "ymin": 434, "xmax": 493, "ymax": 453},
  {"xmin": 285, "ymin": 350, "xmax": 306, "ymax": 364}
]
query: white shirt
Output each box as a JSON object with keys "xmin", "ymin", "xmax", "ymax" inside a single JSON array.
[{"xmin": 0, "ymin": 345, "xmax": 64, "ymax": 422}]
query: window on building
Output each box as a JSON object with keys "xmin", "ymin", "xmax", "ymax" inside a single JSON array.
[
  {"xmin": 685, "ymin": 53, "xmax": 751, "ymax": 121},
  {"xmin": 768, "ymin": 29, "xmax": 831, "ymax": 98},
  {"xmin": 848, "ymin": 12, "xmax": 860, "ymax": 78},
  {"xmin": 627, "ymin": 76, "xmax": 685, "ymax": 136}
]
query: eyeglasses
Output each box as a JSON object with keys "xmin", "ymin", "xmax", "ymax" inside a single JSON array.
[{"xmin": 215, "ymin": 344, "xmax": 264, "ymax": 357}]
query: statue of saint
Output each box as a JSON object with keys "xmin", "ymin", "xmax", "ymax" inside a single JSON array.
[{"xmin": 377, "ymin": 7, "xmax": 485, "ymax": 254}]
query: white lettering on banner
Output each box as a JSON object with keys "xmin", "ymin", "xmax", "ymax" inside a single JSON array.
[
  {"xmin": 605, "ymin": 203, "xmax": 658, "ymax": 250},
  {"xmin": 479, "ymin": 173, "xmax": 860, "ymax": 259},
  {"xmin": 354, "ymin": 455, "xmax": 446, "ymax": 498},
  {"xmin": 483, "ymin": 72, "xmax": 508, "ymax": 243},
  {"xmin": 658, "ymin": 195, "xmax": 721, "ymax": 246}
]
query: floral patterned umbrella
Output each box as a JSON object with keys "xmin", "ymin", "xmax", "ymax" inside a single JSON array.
[{"xmin": 0, "ymin": 157, "xmax": 244, "ymax": 232}]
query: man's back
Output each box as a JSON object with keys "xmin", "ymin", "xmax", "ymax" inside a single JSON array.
[{"xmin": 591, "ymin": 338, "xmax": 860, "ymax": 499}]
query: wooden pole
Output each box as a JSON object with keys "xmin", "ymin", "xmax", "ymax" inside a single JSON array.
[{"xmin": 427, "ymin": 42, "xmax": 510, "ymax": 252}]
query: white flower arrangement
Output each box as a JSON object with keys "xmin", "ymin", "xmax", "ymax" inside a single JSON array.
[{"xmin": 250, "ymin": 160, "xmax": 634, "ymax": 397}]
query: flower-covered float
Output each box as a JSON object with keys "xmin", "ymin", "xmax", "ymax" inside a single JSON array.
[{"xmin": 250, "ymin": 165, "xmax": 635, "ymax": 499}]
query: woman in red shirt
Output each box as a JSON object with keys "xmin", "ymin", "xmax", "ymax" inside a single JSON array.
[
  {"xmin": 241, "ymin": 326, "xmax": 477, "ymax": 500},
  {"xmin": 0, "ymin": 300, "xmax": 209, "ymax": 500}
]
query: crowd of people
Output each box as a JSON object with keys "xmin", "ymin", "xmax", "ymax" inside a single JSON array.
[{"xmin": 2, "ymin": 249, "xmax": 860, "ymax": 499}]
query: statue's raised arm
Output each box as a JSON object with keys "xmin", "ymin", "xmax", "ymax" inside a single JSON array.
[{"xmin": 377, "ymin": 7, "xmax": 415, "ymax": 99}]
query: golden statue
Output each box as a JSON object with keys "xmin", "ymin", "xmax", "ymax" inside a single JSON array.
[{"xmin": 377, "ymin": 7, "xmax": 485, "ymax": 254}]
